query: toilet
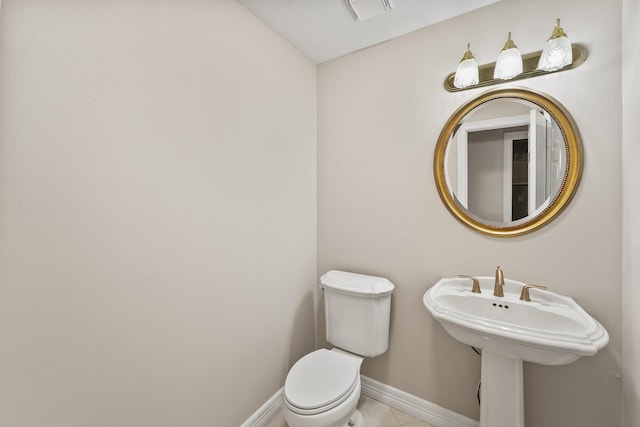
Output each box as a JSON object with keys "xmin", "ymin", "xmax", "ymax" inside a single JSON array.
[{"xmin": 283, "ymin": 270, "xmax": 395, "ymax": 427}]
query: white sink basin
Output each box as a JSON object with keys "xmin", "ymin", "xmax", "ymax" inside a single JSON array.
[
  {"xmin": 424, "ymin": 275, "xmax": 609, "ymax": 427},
  {"xmin": 423, "ymin": 276, "xmax": 608, "ymax": 365}
]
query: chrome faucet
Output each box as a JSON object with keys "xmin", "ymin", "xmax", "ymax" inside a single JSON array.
[{"xmin": 493, "ymin": 266, "xmax": 504, "ymax": 297}]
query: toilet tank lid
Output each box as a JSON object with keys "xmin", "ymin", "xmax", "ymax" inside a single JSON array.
[{"xmin": 320, "ymin": 270, "xmax": 395, "ymax": 297}]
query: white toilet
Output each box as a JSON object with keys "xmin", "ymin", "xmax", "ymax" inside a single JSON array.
[{"xmin": 283, "ymin": 270, "xmax": 395, "ymax": 427}]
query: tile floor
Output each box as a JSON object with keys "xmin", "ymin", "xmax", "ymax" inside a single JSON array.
[{"xmin": 266, "ymin": 395, "xmax": 436, "ymax": 427}]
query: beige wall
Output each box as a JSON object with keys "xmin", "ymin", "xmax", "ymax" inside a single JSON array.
[
  {"xmin": 317, "ymin": 0, "xmax": 622, "ymax": 426},
  {"xmin": 622, "ymin": 0, "xmax": 640, "ymax": 425},
  {"xmin": 0, "ymin": 1, "xmax": 317, "ymax": 426}
]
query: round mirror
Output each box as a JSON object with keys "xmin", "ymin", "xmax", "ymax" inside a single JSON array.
[{"xmin": 434, "ymin": 88, "xmax": 583, "ymax": 237}]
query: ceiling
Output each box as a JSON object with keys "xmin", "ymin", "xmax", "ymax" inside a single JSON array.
[{"xmin": 237, "ymin": 0, "xmax": 500, "ymax": 63}]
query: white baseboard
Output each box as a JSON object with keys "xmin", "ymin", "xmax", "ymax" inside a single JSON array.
[
  {"xmin": 240, "ymin": 387, "xmax": 283, "ymax": 427},
  {"xmin": 360, "ymin": 376, "xmax": 479, "ymax": 427},
  {"xmin": 241, "ymin": 376, "xmax": 479, "ymax": 427}
]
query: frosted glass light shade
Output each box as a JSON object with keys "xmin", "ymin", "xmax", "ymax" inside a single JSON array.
[
  {"xmin": 537, "ymin": 19, "xmax": 573, "ymax": 71},
  {"xmin": 454, "ymin": 58, "xmax": 479, "ymax": 88},
  {"xmin": 453, "ymin": 43, "xmax": 479, "ymax": 89},
  {"xmin": 494, "ymin": 47, "xmax": 523, "ymax": 80},
  {"xmin": 494, "ymin": 33, "xmax": 522, "ymax": 80},
  {"xmin": 537, "ymin": 37, "xmax": 572, "ymax": 71}
]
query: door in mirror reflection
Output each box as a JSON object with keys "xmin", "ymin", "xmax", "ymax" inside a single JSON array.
[{"xmin": 450, "ymin": 107, "xmax": 566, "ymax": 225}]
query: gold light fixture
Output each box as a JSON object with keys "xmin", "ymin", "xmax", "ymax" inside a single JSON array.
[
  {"xmin": 445, "ymin": 19, "xmax": 586, "ymax": 92},
  {"xmin": 453, "ymin": 44, "xmax": 479, "ymax": 89},
  {"xmin": 537, "ymin": 18, "xmax": 572, "ymax": 71},
  {"xmin": 493, "ymin": 32, "xmax": 523, "ymax": 80}
]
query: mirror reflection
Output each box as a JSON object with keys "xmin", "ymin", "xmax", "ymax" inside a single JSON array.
[
  {"xmin": 447, "ymin": 99, "xmax": 566, "ymax": 225},
  {"xmin": 434, "ymin": 89, "xmax": 582, "ymax": 237}
]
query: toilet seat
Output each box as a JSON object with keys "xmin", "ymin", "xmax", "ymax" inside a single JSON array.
[{"xmin": 284, "ymin": 349, "xmax": 360, "ymax": 415}]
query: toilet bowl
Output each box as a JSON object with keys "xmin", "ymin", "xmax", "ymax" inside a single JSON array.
[
  {"xmin": 283, "ymin": 349, "xmax": 363, "ymax": 427},
  {"xmin": 282, "ymin": 270, "xmax": 395, "ymax": 427}
]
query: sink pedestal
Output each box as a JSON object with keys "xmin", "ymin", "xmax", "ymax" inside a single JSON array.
[{"xmin": 480, "ymin": 351, "xmax": 524, "ymax": 427}]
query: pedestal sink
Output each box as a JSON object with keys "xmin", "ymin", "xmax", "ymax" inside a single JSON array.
[{"xmin": 423, "ymin": 275, "xmax": 608, "ymax": 427}]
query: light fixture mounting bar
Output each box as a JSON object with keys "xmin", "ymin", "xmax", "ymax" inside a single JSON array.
[{"xmin": 444, "ymin": 43, "xmax": 587, "ymax": 92}]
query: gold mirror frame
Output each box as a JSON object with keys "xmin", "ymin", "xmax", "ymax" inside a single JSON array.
[{"xmin": 434, "ymin": 88, "xmax": 583, "ymax": 237}]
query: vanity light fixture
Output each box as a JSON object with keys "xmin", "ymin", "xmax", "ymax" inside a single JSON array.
[
  {"xmin": 445, "ymin": 19, "xmax": 586, "ymax": 92},
  {"xmin": 453, "ymin": 43, "xmax": 479, "ymax": 89},
  {"xmin": 537, "ymin": 19, "xmax": 572, "ymax": 71},
  {"xmin": 493, "ymin": 32, "xmax": 523, "ymax": 80}
]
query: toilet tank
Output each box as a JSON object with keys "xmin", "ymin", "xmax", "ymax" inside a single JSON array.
[{"xmin": 320, "ymin": 270, "xmax": 395, "ymax": 358}]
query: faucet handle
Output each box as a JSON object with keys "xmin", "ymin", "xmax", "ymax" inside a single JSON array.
[
  {"xmin": 459, "ymin": 275, "xmax": 481, "ymax": 293},
  {"xmin": 519, "ymin": 284, "xmax": 548, "ymax": 302}
]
